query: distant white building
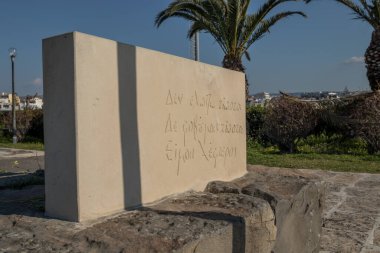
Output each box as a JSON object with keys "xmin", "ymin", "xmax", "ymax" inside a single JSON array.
[
  {"xmin": 327, "ymin": 92, "xmax": 339, "ymax": 99},
  {"xmin": 0, "ymin": 93, "xmax": 9, "ymax": 105},
  {"xmin": 248, "ymin": 92, "xmax": 272, "ymax": 106},
  {"xmin": 0, "ymin": 92, "xmax": 21, "ymax": 111},
  {"xmin": 0, "ymin": 93, "xmax": 43, "ymax": 111},
  {"xmin": 25, "ymin": 96, "xmax": 43, "ymax": 109}
]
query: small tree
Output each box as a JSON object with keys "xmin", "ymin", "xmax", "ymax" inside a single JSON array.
[
  {"xmin": 331, "ymin": 91, "xmax": 380, "ymax": 154},
  {"xmin": 1, "ymin": 109, "xmax": 43, "ymax": 142},
  {"xmin": 262, "ymin": 94, "xmax": 320, "ymax": 153}
]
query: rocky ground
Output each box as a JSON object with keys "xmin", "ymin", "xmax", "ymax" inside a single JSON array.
[
  {"xmin": 0, "ymin": 150, "xmax": 378, "ymax": 253},
  {"xmin": 310, "ymin": 170, "xmax": 380, "ymax": 252},
  {"xmin": 247, "ymin": 166, "xmax": 380, "ymax": 253}
]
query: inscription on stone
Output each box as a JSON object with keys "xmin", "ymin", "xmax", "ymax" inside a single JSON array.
[{"xmin": 164, "ymin": 89, "xmax": 244, "ymax": 175}]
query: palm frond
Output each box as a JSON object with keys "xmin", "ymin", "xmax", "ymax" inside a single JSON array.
[
  {"xmin": 336, "ymin": 0, "xmax": 377, "ymax": 28},
  {"xmin": 245, "ymin": 11, "xmax": 306, "ymax": 49},
  {"xmin": 188, "ymin": 18, "xmax": 229, "ymax": 53},
  {"xmin": 239, "ymin": 0, "xmax": 305, "ymax": 51},
  {"xmin": 156, "ymin": 0, "xmax": 307, "ymax": 69},
  {"xmin": 155, "ymin": 0, "xmax": 205, "ymax": 27}
]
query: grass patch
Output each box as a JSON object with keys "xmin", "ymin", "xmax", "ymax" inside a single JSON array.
[
  {"xmin": 247, "ymin": 140, "xmax": 380, "ymax": 173},
  {"xmin": 0, "ymin": 136, "xmax": 43, "ymax": 151},
  {"xmin": 0, "ymin": 142, "xmax": 44, "ymax": 151},
  {"xmin": 296, "ymin": 134, "xmax": 368, "ymax": 155}
]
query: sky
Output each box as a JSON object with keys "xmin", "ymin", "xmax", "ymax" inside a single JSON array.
[{"xmin": 0, "ymin": 0, "xmax": 373, "ymax": 96}]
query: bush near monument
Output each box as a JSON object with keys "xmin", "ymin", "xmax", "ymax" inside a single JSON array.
[
  {"xmin": 0, "ymin": 109, "xmax": 44, "ymax": 143},
  {"xmin": 247, "ymin": 91, "xmax": 380, "ymax": 156},
  {"xmin": 330, "ymin": 91, "xmax": 380, "ymax": 154},
  {"xmin": 246, "ymin": 105, "xmax": 266, "ymax": 142},
  {"xmin": 261, "ymin": 94, "xmax": 320, "ymax": 153}
]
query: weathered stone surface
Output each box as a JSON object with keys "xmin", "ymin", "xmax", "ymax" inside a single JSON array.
[
  {"xmin": 374, "ymin": 229, "xmax": 380, "ymax": 246},
  {"xmin": 204, "ymin": 166, "xmax": 325, "ymax": 253},
  {"xmin": 0, "ymin": 187, "xmax": 276, "ymax": 253},
  {"xmin": 0, "ymin": 165, "xmax": 331, "ymax": 253},
  {"xmin": 241, "ymin": 185, "xmax": 279, "ymax": 212},
  {"xmin": 204, "ymin": 181, "xmax": 241, "ymax": 194},
  {"xmin": 153, "ymin": 192, "xmax": 277, "ymax": 253},
  {"xmin": 236, "ymin": 165, "xmax": 325, "ymax": 253},
  {"xmin": 276, "ymin": 167, "xmax": 380, "ymax": 253},
  {"xmin": 272, "ymin": 182, "xmax": 324, "ymax": 253},
  {"xmin": 76, "ymin": 193, "xmax": 273, "ymax": 253},
  {"xmin": 74, "ymin": 210, "xmax": 233, "ymax": 253}
]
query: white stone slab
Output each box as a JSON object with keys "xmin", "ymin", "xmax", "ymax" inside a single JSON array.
[{"xmin": 43, "ymin": 32, "xmax": 246, "ymax": 222}]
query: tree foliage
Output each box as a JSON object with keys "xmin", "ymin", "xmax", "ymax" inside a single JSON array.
[
  {"xmin": 0, "ymin": 109, "xmax": 43, "ymax": 142},
  {"xmin": 334, "ymin": 0, "xmax": 380, "ymax": 29},
  {"xmin": 155, "ymin": 0, "xmax": 307, "ymax": 71},
  {"xmin": 330, "ymin": 91, "xmax": 380, "ymax": 154}
]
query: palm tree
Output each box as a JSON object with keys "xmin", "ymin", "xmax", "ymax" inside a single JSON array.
[
  {"xmin": 332, "ymin": 0, "xmax": 380, "ymax": 91},
  {"xmin": 155, "ymin": 0, "xmax": 307, "ymax": 96}
]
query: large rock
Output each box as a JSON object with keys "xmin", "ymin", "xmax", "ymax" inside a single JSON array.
[
  {"xmin": 73, "ymin": 209, "xmax": 235, "ymax": 253},
  {"xmin": 0, "ymin": 189, "xmax": 276, "ymax": 253},
  {"xmin": 0, "ymin": 165, "xmax": 325, "ymax": 253},
  {"xmin": 151, "ymin": 192, "xmax": 277, "ymax": 253},
  {"xmin": 204, "ymin": 181, "xmax": 241, "ymax": 194},
  {"xmin": 236, "ymin": 165, "xmax": 325, "ymax": 253}
]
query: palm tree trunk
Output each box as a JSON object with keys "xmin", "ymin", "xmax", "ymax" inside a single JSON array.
[
  {"xmin": 222, "ymin": 54, "xmax": 249, "ymax": 101},
  {"xmin": 365, "ymin": 29, "xmax": 380, "ymax": 91}
]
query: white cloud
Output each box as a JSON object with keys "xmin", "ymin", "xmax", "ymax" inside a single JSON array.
[
  {"xmin": 32, "ymin": 78, "xmax": 42, "ymax": 86},
  {"xmin": 344, "ymin": 56, "xmax": 365, "ymax": 64}
]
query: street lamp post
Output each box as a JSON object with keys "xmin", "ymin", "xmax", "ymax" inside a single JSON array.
[{"xmin": 9, "ymin": 48, "xmax": 17, "ymax": 144}]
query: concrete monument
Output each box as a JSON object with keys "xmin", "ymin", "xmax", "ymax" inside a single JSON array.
[{"xmin": 43, "ymin": 32, "xmax": 246, "ymax": 222}]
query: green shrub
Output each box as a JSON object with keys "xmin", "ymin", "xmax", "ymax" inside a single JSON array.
[
  {"xmin": 246, "ymin": 105, "xmax": 265, "ymax": 139},
  {"xmin": 249, "ymin": 92, "xmax": 380, "ymax": 155},
  {"xmin": 262, "ymin": 95, "xmax": 320, "ymax": 153},
  {"xmin": 25, "ymin": 111, "xmax": 43, "ymax": 143},
  {"xmin": 0, "ymin": 109, "xmax": 43, "ymax": 143},
  {"xmin": 328, "ymin": 92, "xmax": 380, "ymax": 154}
]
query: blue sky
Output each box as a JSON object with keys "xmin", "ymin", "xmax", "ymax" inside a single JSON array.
[{"xmin": 0, "ymin": 0, "xmax": 372, "ymax": 95}]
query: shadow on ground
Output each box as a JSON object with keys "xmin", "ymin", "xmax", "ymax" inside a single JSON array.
[{"xmin": 0, "ymin": 171, "xmax": 45, "ymax": 217}]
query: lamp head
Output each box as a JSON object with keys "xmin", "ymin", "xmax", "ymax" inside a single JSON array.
[{"xmin": 8, "ymin": 48, "xmax": 16, "ymax": 58}]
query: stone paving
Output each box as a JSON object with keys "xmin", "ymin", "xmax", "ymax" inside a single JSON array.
[
  {"xmin": 248, "ymin": 166, "xmax": 380, "ymax": 252},
  {"xmin": 297, "ymin": 169, "xmax": 380, "ymax": 253}
]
